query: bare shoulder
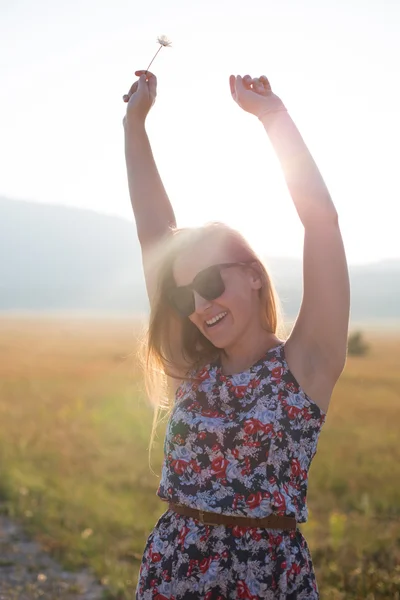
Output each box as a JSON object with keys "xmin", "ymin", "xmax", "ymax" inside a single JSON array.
[{"xmin": 283, "ymin": 334, "xmax": 342, "ymax": 415}]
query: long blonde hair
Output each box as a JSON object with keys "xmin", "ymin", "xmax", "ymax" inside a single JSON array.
[{"xmin": 140, "ymin": 222, "xmax": 286, "ymax": 467}]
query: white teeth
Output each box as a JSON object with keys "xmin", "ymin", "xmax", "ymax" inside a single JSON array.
[{"xmin": 206, "ymin": 312, "xmax": 228, "ymax": 326}]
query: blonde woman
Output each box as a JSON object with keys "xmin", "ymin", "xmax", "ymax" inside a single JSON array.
[{"xmin": 123, "ymin": 69, "xmax": 350, "ymax": 599}]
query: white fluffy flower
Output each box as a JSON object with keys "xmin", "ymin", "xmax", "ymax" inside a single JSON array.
[
  {"xmin": 157, "ymin": 35, "xmax": 172, "ymax": 47},
  {"xmin": 145, "ymin": 35, "xmax": 172, "ymax": 72}
]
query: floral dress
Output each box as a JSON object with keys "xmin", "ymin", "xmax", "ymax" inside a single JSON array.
[{"xmin": 136, "ymin": 342, "xmax": 327, "ymax": 599}]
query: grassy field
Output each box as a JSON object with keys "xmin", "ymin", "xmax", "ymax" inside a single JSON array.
[{"xmin": 0, "ymin": 316, "xmax": 399, "ymax": 599}]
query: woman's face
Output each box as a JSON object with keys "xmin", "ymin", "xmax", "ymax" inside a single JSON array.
[{"xmin": 172, "ymin": 238, "xmax": 263, "ymax": 350}]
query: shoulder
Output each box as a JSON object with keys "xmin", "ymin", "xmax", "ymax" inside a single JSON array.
[
  {"xmin": 167, "ymin": 359, "xmax": 213, "ymax": 398},
  {"xmin": 283, "ymin": 335, "xmax": 340, "ymax": 414}
]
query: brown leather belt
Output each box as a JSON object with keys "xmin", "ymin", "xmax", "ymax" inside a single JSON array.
[{"xmin": 168, "ymin": 502, "xmax": 297, "ymax": 530}]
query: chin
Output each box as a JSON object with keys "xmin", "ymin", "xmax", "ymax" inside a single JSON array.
[
  {"xmin": 208, "ymin": 340, "xmax": 226, "ymax": 350},
  {"xmin": 206, "ymin": 332, "xmax": 236, "ymax": 351},
  {"xmin": 199, "ymin": 314, "xmax": 239, "ymax": 350}
]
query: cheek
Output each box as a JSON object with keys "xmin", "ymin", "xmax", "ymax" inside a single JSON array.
[
  {"xmin": 220, "ymin": 287, "xmax": 252, "ymax": 315},
  {"xmin": 189, "ymin": 313, "xmax": 211, "ymax": 331}
]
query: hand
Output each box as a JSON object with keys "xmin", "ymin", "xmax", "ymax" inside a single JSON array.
[
  {"xmin": 122, "ymin": 70, "xmax": 157, "ymax": 126},
  {"xmin": 229, "ymin": 74, "xmax": 286, "ymax": 120}
]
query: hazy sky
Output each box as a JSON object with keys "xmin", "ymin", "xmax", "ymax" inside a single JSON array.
[{"xmin": 1, "ymin": 0, "xmax": 399, "ymax": 265}]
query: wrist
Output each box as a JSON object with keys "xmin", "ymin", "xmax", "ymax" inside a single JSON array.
[
  {"xmin": 258, "ymin": 106, "xmax": 288, "ymax": 128},
  {"xmin": 257, "ymin": 95, "xmax": 287, "ymax": 125},
  {"xmin": 123, "ymin": 114, "xmax": 147, "ymax": 135}
]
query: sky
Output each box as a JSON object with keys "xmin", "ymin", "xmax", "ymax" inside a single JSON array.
[{"xmin": 1, "ymin": 0, "xmax": 399, "ymax": 266}]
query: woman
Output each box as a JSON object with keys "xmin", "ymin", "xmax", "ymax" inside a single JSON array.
[{"xmin": 123, "ymin": 69, "xmax": 350, "ymax": 599}]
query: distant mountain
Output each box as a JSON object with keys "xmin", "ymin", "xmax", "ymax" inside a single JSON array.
[
  {"xmin": 0, "ymin": 196, "xmax": 145, "ymax": 313},
  {"xmin": 1, "ymin": 197, "xmax": 400, "ymax": 325}
]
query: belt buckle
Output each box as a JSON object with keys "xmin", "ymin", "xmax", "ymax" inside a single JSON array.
[{"xmin": 198, "ymin": 509, "xmax": 216, "ymax": 526}]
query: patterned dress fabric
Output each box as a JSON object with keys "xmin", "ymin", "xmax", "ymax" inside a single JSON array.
[{"xmin": 136, "ymin": 342, "xmax": 326, "ymax": 599}]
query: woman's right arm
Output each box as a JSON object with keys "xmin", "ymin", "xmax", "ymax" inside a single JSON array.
[
  {"xmin": 123, "ymin": 71, "xmax": 176, "ymax": 301},
  {"xmin": 123, "ymin": 71, "xmax": 189, "ymax": 391}
]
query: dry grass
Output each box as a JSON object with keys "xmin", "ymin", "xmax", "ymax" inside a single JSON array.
[{"xmin": 0, "ymin": 317, "xmax": 399, "ymax": 599}]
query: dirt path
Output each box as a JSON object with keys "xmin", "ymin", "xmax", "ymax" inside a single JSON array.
[{"xmin": 0, "ymin": 512, "xmax": 105, "ymax": 599}]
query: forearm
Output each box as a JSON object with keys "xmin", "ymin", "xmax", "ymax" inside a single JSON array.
[
  {"xmin": 260, "ymin": 111, "xmax": 338, "ymax": 228},
  {"xmin": 124, "ymin": 119, "xmax": 176, "ymax": 246}
]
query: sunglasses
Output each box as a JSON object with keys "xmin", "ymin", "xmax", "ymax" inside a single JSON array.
[{"xmin": 166, "ymin": 261, "xmax": 253, "ymax": 318}]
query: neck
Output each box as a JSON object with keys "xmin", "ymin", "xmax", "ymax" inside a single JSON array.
[{"xmin": 220, "ymin": 325, "xmax": 282, "ymax": 376}]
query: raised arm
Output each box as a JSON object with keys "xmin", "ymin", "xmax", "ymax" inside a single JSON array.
[
  {"xmin": 230, "ymin": 74, "xmax": 350, "ymax": 409},
  {"xmin": 123, "ymin": 71, "xmax": 176, "ymax": 301}
]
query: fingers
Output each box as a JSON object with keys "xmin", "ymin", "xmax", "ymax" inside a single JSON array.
[
  {"xmin": 229, "ymin": 74, "xmax": 246, "ymax": 99},
  {"xmin": 236, "ymin": 75, "xmax": 246, "ymax": 90},
  {"xmin": 137, "ymin": 73, "xmax": 147, "ymax": 89},
  {"xmin": 137, "ymin": 72, "xmax": 157, "ymax": 99},
  {"xmin": 147, "ymin": 74, "xmax": 157, "ymax": 97},
  {"xmin": 252, "ymin": 78, "xmax": 264, "ymax": 94},
  {"xmin": 123, "ymin": 80, "xmax": 138, "ymax": 102},
  {"xmin": 259, "ymin": 75, "xmax": 271, "ymax": 90},
  {"xmin": 229, "ymin": 74, "xmax": 237, "ymax": 98},
  {"xmin": 229, "ymin": 74, "xmax": 272, "ymax": 100},
  {"xmin": 135, "ymin": 70, "xmax": 157, "ymax": 82},
  {"xmin": 123, "ymin": 70, "xmax": 157, "ymax": 103},
  {"xmin": 243, "ymin": 74, "xmax": 252, "ymax": 89},
  {"xmin": 259, "ymin": 75, "xmax": 272, "ymax": 97}
]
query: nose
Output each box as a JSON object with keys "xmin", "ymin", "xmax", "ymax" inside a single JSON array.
[{"xmin": 193, "ymin": 291, "xmax": 212, "ymax": 313}]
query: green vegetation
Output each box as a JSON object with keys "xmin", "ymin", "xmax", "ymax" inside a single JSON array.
[
  {"xmin": 348, "ymin": 330, "xmax": 370, "ymax": 356},
  {"xmin": 0, "ymin": 318, "xmax": 399, "ymax": 599}
]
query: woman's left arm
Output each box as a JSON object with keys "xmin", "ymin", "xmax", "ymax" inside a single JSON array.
[{"xmin": 230, "ymin": 74, "xmax": 350, "ymax": 380}]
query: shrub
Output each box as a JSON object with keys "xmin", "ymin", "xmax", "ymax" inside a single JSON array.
[{"xmin": 348, "ymin": 331, "xmax": 369, "ymax": 356}]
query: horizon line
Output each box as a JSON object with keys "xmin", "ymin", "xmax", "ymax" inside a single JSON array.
[{"xmin": 2, "ymin": 194, "xmax": 399, "ymax": 268}]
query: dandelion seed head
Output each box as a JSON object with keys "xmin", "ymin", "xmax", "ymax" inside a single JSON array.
[
  {"xmin": 143, "ymin": 34, "xmax": 172, "ymax": 73},
  {"xmin": 157, "ymin": 35, "xmax": 172, "ymax": 47}
]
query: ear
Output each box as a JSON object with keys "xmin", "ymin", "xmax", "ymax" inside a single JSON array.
[{"xmin": 248, "ymin": 265, "xmax": 263, "ymax": 290}]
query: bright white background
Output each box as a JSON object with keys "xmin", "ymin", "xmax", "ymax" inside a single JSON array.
[{"xmin": 1, "ymin": 0, "xmax": 399, "ymax": 265}]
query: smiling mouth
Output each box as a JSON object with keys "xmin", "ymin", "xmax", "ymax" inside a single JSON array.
[{"xmin": 205, "ymin": 312, "xmax": 228, "ymax": 328}]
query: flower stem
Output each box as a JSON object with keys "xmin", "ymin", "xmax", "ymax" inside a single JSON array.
[{"xmin": 145, "ymin": 46, "xmax": 163, "ymax": 73}]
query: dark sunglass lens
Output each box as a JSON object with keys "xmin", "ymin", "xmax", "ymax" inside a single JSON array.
[
  {"xmin": 195, "ymin": 266, "xmax": 225, "ymax": 301},
  {"xmin": 169, "ymin": 288, "xmax": 195, "ymax": 317}
]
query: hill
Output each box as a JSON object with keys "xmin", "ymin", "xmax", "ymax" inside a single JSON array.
[{"xmin": 1, "ymin": 196, "xmax": 400, "ymax": 324}]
